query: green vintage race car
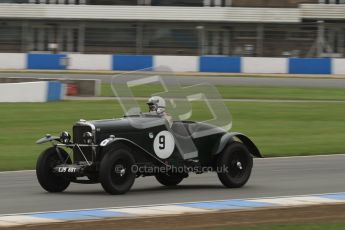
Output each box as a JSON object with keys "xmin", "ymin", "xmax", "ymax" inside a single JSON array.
[{"xmin": 36, "ymin": 112, "xmax": 262, "ymax": 195}]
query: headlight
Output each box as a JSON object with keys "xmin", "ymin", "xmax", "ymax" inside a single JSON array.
[
  {"xmin": 83, "ymin": 132, "xmax": 93, "ymax": 144},
  {"xmin": 60, "ymin": 131, "xmax": 71, "ymax": 144}
]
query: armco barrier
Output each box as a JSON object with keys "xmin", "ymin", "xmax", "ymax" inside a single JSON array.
[
  {"xmin": 113, "ymin": 55, "xmax": 153, "ymax": 71},
  {"xmin": 0, "ymin": 81, "xmax": 63, "ymax": 102},
  {"xmin": 0, "ymin": 78, "xmax": 100, "ymax": 97},
  {"xmin": 199, "ymin": 56, "xmax": 241, "ymax": 73},
  {"xmin": 288, "ymin": 58, "xmax": 331, "ymax": 74},
  {"xmin": 242, "ymin": 57, "xmax": 288, "ymax": 74},
  {"xmin": 47, "ymin": 81, "xmax": 63, "ymax": 101},
  {"xmin": 333, "ymin": 58, "xmax": 345, "ymax": 74},
  {"xmin": 0, "ymin": 53, "xmax": 26, "ymax": 69},
  {"xmin": 68, "ymin": 54, "xmax": 112, "ymax": 71},
  {"xmin": 28, "ymin": 53, "xmax": 67, "ymax": 70},
  {"xmin": 1, "ymin": 53, "xmax": 345, "ymax": 74},
  {"xmin": 154, "ymin": 55, "xmax": 198, "ymax": 72}
]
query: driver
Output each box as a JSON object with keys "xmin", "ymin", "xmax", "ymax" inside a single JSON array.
[{"xmin": 147, "ymin": 96, "xmax": 173, "ymax": 126}]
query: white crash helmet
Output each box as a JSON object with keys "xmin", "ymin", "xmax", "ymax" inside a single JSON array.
[{"xmin": 147, "ymin": 96, "xmax": 166, "ymax": 114}]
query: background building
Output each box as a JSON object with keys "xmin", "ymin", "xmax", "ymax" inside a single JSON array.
[{"xmin": 0, "ymin": 0, "xmax": 345, "ymax": 57}]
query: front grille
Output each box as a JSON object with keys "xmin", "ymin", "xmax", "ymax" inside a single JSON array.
[{"xmin": 73, "ymin": 124, "xmax": 93, "ymax": 162}]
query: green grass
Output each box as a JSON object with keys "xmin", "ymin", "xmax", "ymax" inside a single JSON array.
[
  {"xmin": 102, "ymin": 83, "xmax": 345, "ymax": 101},
  {"xmin": 0, "ymin": 101, "xmax": 124, "ymax": 171},
  {"xmin": 212, "ymin": 223, "xmax": 345, "ymax": 230},
  {"xmin": 1, "ymin": 98, "xmax": 345, "ymax": 171}
]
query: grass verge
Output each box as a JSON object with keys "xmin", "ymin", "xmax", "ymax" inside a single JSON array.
[
  {"xmin": 101, "ymin": 83, "xmax": 345, "ymax": 101},
  {"xmin": 1, "ymin": 99, "xmax": 345, "ymax": 171}
]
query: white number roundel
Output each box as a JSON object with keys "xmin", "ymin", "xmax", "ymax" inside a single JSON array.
[{"xmin": 153, "ymin": 131, "xmax": 175, "ymax": 159}]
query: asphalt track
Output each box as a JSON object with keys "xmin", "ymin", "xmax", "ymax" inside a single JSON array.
[
  {"xmin": 1, "ymin": 72, "xmax": 345, "ymax": 216},
  {"xmin": 1, "ymin": 154, "xmax": 345, "ymax": 215},
  {"xmin": 2, "ymin": 72, "xmax": 345, "ymax": 87}
]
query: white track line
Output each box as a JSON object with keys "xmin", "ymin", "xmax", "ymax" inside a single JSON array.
[
  {"xmin": 65, "ymin": 96, "xmax": 345, "ymax": 104},
  {"xmin": 255, "ymin": 153, "xmax": 345, "ymax": 160}
]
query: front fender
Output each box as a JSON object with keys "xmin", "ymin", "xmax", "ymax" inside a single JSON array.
[
  {"xmin": 36, "ymin": 134, "xmax": 60, "ymax": 144},
  {"xmin": 215, "ymin": 132, "xmax": 262, "ymax": 158}
]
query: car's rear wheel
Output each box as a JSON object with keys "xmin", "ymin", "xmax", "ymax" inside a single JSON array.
[
  {"xmin": 100, "ymin": 148, "xmax": 136, "ymax": 195},
  {"xmin": 36, "ymin": 147, "xmax": 72, "ymax": 193},
  {"xmin": 217, "ymin": 142, "xmax": 253, "ymax": 188},
  {"xmin": 155, "ymin": 173, "xmax": 185, "ymax": 186}
]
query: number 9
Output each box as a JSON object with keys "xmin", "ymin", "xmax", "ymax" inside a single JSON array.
[{"xmin": 159, "ymin": 135, "xmax": 165, "ymax": 150}]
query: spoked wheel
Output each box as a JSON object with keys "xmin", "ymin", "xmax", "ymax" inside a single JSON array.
[
  {"xmin": 217, "ymin": 142, "xmax": 253, "ymax": 188},
  {"xmin": 155, "ymin": 172, "xmax": 185, "ymax": 186},
  {"xmin": 36, "ymin": 147, "xmax": 72, "ymax": 193},
  {"xmin": 100, "ymin": 148, "xmax": 136, "ymax": 195}
]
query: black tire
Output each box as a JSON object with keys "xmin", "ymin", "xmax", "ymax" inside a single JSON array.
[
  {"xmin": 155, "ymin": 173, "xmax": 185, "ymax": 186},
  {"xmin": 36, "ymin": 147, "xmax": 72, "ymax": 193},
  {"xmin": 217, "ymin": 142, "xmax": 253, "ymax": 188},
  {"xmin": 99, "ymin": 148, "xmax": 136, "ymax": 195}
]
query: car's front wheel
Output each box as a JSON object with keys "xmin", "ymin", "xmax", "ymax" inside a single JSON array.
[
  {"xmin": 36, "ymin": 147, "xmax": 72, "ymax": 193},
  {"xmin": 217, "ymin": 142, "xmax": 253, "ymax": 188},
  {"xmin": 100, "ymin": 148, "xmax": 136, "ymax": 195},
  {"xmin": 155, "ymin": 173, "xmax": 185, "ymax": 186}
]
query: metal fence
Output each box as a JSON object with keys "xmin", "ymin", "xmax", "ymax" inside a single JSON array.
[{"xmin": 0, "ymin": 20, "xmax": 344, "ymax": 57}]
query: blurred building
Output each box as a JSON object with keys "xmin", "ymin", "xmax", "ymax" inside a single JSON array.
[{"xmin": 0, "ymin": 0, "xmax": 344, "ymax": 57}]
